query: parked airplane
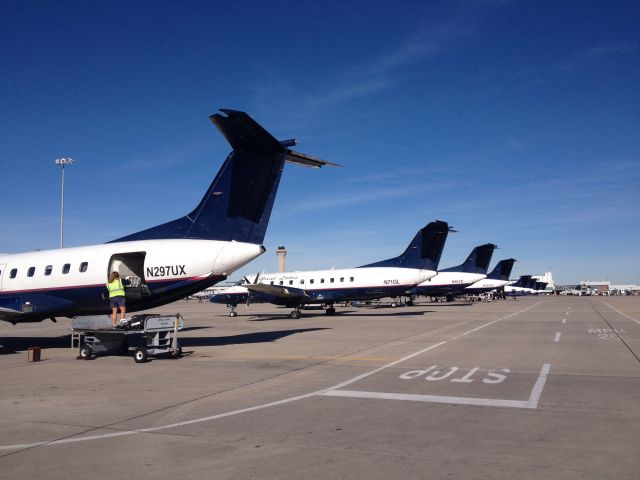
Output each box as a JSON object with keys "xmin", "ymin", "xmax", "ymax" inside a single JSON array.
[
  {"xmin": 406, "ymin": 243, "xmax": 497, "ymax": 302},
  {"xmin": 464, "ymin": 258, "xmax": 516, "ymax": 294},
  {"xmin": 533, "ymin": 281, "xmax": 549, "ymax": 295},
  {"xmin": 503, "ymin": 275, "xmax": 533, "ymax": 296},
  {"xmin": 211, "ymin": 220, "xmax": 451, "ymax": 318},
  {"xmin": 0, "ymin": 109, "xmax": 334, "ymax": 324}
]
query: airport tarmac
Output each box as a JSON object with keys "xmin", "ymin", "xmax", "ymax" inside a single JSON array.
[{"xmin": 1, "ymin": 296, "xmax": 639, "ymax": 479}]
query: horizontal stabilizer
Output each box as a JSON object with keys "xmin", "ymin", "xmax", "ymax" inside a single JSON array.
[{"xmin": 283, "ymin": 150, "xmax": 342, "ymax": 168}]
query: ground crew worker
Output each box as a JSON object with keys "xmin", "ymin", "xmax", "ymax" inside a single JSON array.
[{"xmin": 107, "ymin": 271, "xmax": 126, "ymax": 327}]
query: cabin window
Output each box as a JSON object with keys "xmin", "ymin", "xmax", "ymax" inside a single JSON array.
[
  {"xmin": 320, "ymin": 278, "xmax": 325, "ymax": 283},
  {"xmin": 350, "ymin": 277, "xmax": 354, "ymax": 282},
  {"xmin": 62, "ymin": 263, "xmax": 71, "ymax": 274},
  {"xmin": 79, "ymin": 262, "xmax": 88, "ymax": 272},
  {"xmin": 279, "ymin": 281, "xmax": 283, "ymax": 285},
  {"xmin": 28, "ymin": 267, "xmax": 36, "ymax": 277},
  {"xmin": 340, "ymin": 277, "xmax": 344, "ymax": 282},
  {"xmin": 289, "ymin": 280, "xmax": 293, "ymax": 285},
  {"xmin": 310, "ymin": 279, "xmax": 314, "ymax": 284},
  {"xmin": 45, "ymin": 265, "xmax": 53, "ymax": 276},
  {"xmin": 330, "ymin": 278, "xmax": 334, "ymax": 283},
  {"xmin": 10, "ymin": 269, "xmax": 17, "ymax": 279},
  {"xmin": 300, "ymin": 279, "xmax": 305, "ymax": 285},
  {"xmin": 270, "ymin": 281, "xmax": 274, "ymax": 285}
]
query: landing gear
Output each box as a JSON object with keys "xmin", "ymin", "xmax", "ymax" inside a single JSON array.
[
  {"xmin": 228, "ymin": 304, "xmax": 238, "ymax": 317},
  {"xmin": 325, "ymin": 306, "xmax": 336, "ymax": 316},
  {"xmin": 289, "ymin": 309, "xmax": 301, "ymax": 319}
]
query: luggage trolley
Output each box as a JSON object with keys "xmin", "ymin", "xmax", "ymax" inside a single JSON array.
[{"xmin": 71, "ymin": 314, "xmax": 184, "ymax": 363}]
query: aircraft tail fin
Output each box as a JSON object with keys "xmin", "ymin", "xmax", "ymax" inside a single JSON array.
[
  {"xmin": 512, "ymin": 275, "xmax": 532, "ymax": 288},
  {"xmin": 358, "ymin": 220, "xmax": 451, "ymax": 270},
  {"xmin": 487, "ymin": 258, "xmax": 516, "ymax": 281},
  {"xmin": 110, "ymin": 109, "xmax": 335, "ymax": 245},
  {"xmin": 535, "ymin": 281, "xmax": 547, "ymax": 291},
  {"xmin": 441, "ymin": 243, "xmax": 497, "ymax": 274}
]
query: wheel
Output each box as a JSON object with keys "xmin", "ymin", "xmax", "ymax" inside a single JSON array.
[
  {"xmin": 325, "ymin": 306, "xmax": 336, "ymax": 316},
  {"xmin": 79, "ymin": 345, "xmax": 92, "ymax": 360},
  {"xmin": 229, "ymin": 311, "xmax": 237, "ymax": 317},
  {"xmin": 118, "ymin": 342, "xmax": 129, "ymax": 356},
  {"xmin": 407, "ymin": 300, "xmax": 414, "ymax": 307},
  {"xmin": 391, "ymin": 302, "xmax": 398, "ymax": 308},
  {"xmin": 290, "ymin": 310, "xmax": 300, "ymax": 319},
  {"xmin": 133, "ymin": 348, "xmax": 148, "ymax": 363},
  {"xmin": 172, "ymin": 346, "xmax": 183, "ymax": 358}
]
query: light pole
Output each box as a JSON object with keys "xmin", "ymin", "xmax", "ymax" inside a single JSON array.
[{"xmin": 55, "ymin": 157, "xmax": 75, "ymax": 248}]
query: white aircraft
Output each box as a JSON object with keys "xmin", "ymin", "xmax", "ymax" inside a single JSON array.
[
  {"xmin": 503, "ymin": 275, "xmax": 534, "ymax": 296},
  {"xmin": 0, "ymin": 109, "xmax": 335, "ymax": 324},
  {"xmin": 211, "ymin": 220, "xmax": 451, "ymax": 318},
  {"xmin": 407, "ymin": 243, "xmax": 497, "ymax": 302},
  {"xmin": 464, "ymin": 259, "xmax": 516, "ymax": 293}
]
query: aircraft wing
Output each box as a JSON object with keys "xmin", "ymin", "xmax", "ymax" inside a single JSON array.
[
  {"xmin": 246, "ymin": 283, "xmax": 308, "ymax": 300},
  {"xmin": 0, "ymin": 306, "xmax": 26, "ymax": 322}
]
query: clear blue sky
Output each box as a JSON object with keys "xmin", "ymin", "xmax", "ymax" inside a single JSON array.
[{"xmin": 1, "ymin": 0, "xmax": 638, "ymax": 284}]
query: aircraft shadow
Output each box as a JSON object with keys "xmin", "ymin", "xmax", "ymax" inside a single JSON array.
[
  {"xmin": 0, "ymin": 335, "xmax": 71, "ymax": 354},
  {"xmin": 347, "ymin": 311, "xmax": 435, "ymax": 317},
  {"xmin": 412, "ymin": 303, "xmax": 474, "ymax": 307},
  {"xmin": 245, "ymin": 310, "xmax": 357, "ymax": 321},
  {"xmin": 0, "ymin": 327, "xmax": 330, "ymax": 354},
  {"xmin": 179, "ymin": 328, "xmax": 330, "ymax": 347}
]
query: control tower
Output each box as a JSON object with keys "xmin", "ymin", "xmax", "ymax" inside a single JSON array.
[{"xmin": 277, "ymin": 245, "xmax": 287, "ymax": 273}]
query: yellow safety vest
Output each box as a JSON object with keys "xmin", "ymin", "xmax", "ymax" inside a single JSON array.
[{"xmin": 107, "ymin": 278, "xmax": 125, "ymax": 298}]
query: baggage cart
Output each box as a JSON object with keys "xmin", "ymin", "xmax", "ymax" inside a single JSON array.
[{"xmin": 71, "ymin": 314, "xmax": 183, "ymax": 363}]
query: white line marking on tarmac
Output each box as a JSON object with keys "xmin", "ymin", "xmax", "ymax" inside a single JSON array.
[
  {"xmin": 562, "ymin": 318, "xmax": 567, "ymax": 324},
  {"xmin": 322, "ymin": 364, "xmax": 551, "ymax": 410},
  {"xmin": 603, "ymin": 302, "xmax": 640, "ymax": 326},
  {"xmin": 554, "ymin": 332, "xmax": 562, "ymax": 342},
  {"xmin": 0, "ymin": 303, "xmax": 540, "ymax": 451}
]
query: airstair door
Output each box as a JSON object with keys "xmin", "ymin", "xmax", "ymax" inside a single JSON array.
[{"xmin": 0, "ymin": 264, "xmax": 5, "ymax": 291}]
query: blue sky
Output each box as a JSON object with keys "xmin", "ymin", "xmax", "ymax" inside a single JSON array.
[{"xmin": 1, "ymin": 0, "xmax": 638, "ymax": 284}]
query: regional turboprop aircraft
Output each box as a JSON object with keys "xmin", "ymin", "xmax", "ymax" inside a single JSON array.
[
  {"xmin": 464, "ymin": 258, "xmax": 516, "ymax": 294},
  {"xmin": 0, "ymin": 109, "xmax": 335, "ymax": 324},
  {"xmin": 406, "ymin": 243, "xmax": 497, "ymax": 302},
  {"xmin": 503, "ymin": 275, "xmax": 534, "ymax": 296},
  {"xmin": 533, "ymin": 281, "xmax": 549, "ymax": 295},
  {"xmin": 210, "ymin": 220, "xmax": 451, "ymax": 318}
]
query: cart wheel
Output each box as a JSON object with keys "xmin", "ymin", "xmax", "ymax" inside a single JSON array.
[
  {"xmin": 133, "ymin": 348, "xmax": 148, "ymax": 363},
  {"xmin": 172, "ymin": 346, "xmax": 182, "ymax": 358},
  {"xmin": 79, "ymin": 345, "xmax": 92, "ymax": 360},
  {"xmin": 118, "ymin": 342, "xmax": 129, "ymax": 356},
  {"xmin": 229, "ymin": 311, "xmax": 237, "ymax": 317}
]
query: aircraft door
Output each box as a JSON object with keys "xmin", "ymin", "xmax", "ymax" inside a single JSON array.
[
  {"xmin": 0, "ymin": 264, "xmax": 5, "ymax": 291},
  {"xmin": 108, "ymin": 252, "xmax": 149, "ymax": 300}
]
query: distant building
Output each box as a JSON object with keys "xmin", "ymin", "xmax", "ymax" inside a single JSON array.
[{"xmin": 580, "ymin": 280, "xmax": 611, "ymax": 294}]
